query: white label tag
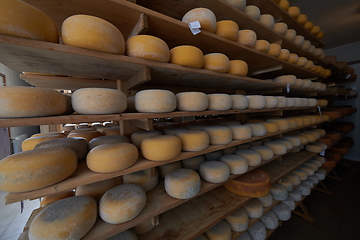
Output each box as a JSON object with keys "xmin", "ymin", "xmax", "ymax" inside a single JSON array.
[
  {"xmin": 317, "ymin": 106, "xmax": 322, "ymax": 116},
  {"xmin": 320, "ymin": 151, "xmax": 325, "ymax": 156},
  {"xmin": 346, "ymin": 74, "xmax": 351, "ymax": 79},
  {"xmin": 189, "ymin": 21, "xmax": 201, "ymax": 35},
  {"xmin": 286, "ymin": 83, "xmax": 290, "ymax": 93}
]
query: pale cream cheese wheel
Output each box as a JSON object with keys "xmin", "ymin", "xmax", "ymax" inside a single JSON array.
[
  {"xmin": 176, "ymin": 92, "xmax": 208, "ymax": 111},
  {"xmin": 135, "ymin": 89, "xmax": 176, "ymax": 113}
]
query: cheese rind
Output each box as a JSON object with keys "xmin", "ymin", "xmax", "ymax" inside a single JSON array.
[
  {"xmin": 130, "ymin": 130, "xmax": 162, "ymax": 150},
  {"xmin": 243, "ymin": 199, "xmax": 264, "ymax": 218},
  {"xmin": 272, "ymin": 203, "xmax": 291, "ymax": 221},
  {"xmin": 176, "ymin": 130, "xmax": 210, "ymax": 151},
  {"xmin": 75, "ymin": 178, "xmax": 119, "ymax": 203},
  {"xmin": 245, "ymin": 5, "xmax": 261, "ymax": 20},
  {"xmin": 207, "ymin": 94, "xmax": 232, "ymax": 110},
  {"xmin": 170, "ymin": 45, "xmax": 204, "ymax": 68},
  {"xmin": 260, "ymin": 211, "xmax": 278, "ymax": 230},
  {"xmin": 141, "ymin": 135, "xmax": 182, "ymax": 161},
  {"xmin": 231, "ymin": 95, "xmax": 249, "ymax": 109},
  {"xmin": 205, "ymin": 220, "xmax": 232, "ymax": 240},
  {"xmin": 248, "ymin": 221, "xmax": 267, "ymax": 240},
  {"xmin": 273, "ymin": 22, "xmax": 288, "ymax": 35},
  {"xmin": 228, "ymin": 125, "xmax": 252, "ymax": 140},
  {"xmin": 225, "ymin": 207, "xmax": 249, "ymax": 232},
  {"xmin": 89, "ymin": 135, "xmax": 129, "ymax": 150},
  {"xmin": 165, "ymin": 168, "xmax": 201, "ymax": 199},
  {"xmin": 124, "ymin": 168, "xmax": 159, "ymax": 192},
  {"xmin": 220, "ymin": 154, "xmax": 249, "ymax": 174},
  {"xmin": 126, "ymin": 35, "xmax": 170, "ymax": 62},
  {"xmin": 135, "ymin": 90, "xmax": 176, "ymax": 113},
  {"xmin": 229, "ymin": 60, "xmax": 248, "ymax": 76},
  {"xmin": 238, "ymin": 30, "xmax": 257, "ymax": 48},
  {"xmin": 203, "ymin": 126, "xmax": 233, "ymax": 145},
  {"xmin": 203, "ymin": 53, "xmax": 231, "ymax": 72},
  {"xmin": 246, "ymin": 95, "xmax": 266, "ymax": 109},
  {"xmin": 199, "ymin": 161, "xmax": 230, "ymax": 183},
  {"xmin": 257, "ymin": 193, "xmax": 273, "ymax": 207},
  {"xmin": 182, "ymin": 155, "xmax": 205, "ymax": 171},
  {"xmin": 235, "ymin": 149, "xmax": 262, "ymax": 166},
  {"xmin": 259, "ymin": 14, "xmax": 275, "ymax": 28},
  {"xmin": 255, "ymin": 40, "xmax": 270, "ymax": 53},
  {"xmin": 216, "ymin": 20, "xmax": 239, "ymax": 41}
]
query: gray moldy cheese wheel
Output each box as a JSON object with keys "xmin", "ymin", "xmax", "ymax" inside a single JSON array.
[
  {"xmin": 225, "ymin": 207, "xmax": 249, "ymax": 232},
  {"xmin": 89, "ymin": 135, "xmax": 129, "ymax": 150},
  {"xmin": 135, "ymin": 89, "xmax": 176, "ymax": 113},
  {"xmin": 28, "ymin": 196, "xmax": 97, "ymax": 240},
  {"xmin": 219, "ymin": 154, "xmax": 248, "ymax": 175},
  {"xmin": 271, "ymin": 203, "xmax": 291, "ymax": 221},
  {"xmin": 199, "ymin": 161, "xmax": 230, "ymax": 183},
  {"xmin": 288, "ymin": 189, "xmax": 302, "ymax": 201},
  {"xmin": 123, "ymin": 168, "xmax": 159, "ymax": 192},
  {"xmin": 0, "ymin": 86, "xmax": 67, "ymax": 117},
  {"xmin": 248, "ymin": 221, "xmax": 267, "ymax": 240},
  {"xmin": 72, "ymin": 88, "xmax": 127, "ymax": 114},
  {"xmin": 282, "ymin": 197, "xmax": 296, "ymax": 211},
  {"xmin": 75, "ymin": 178, "xmax": 119, "ymax": 203},
  {"xmin": 34, "ymin": 137, "xmax": 88, "ymax": 161},
  {"xmin": 243, "ymin": 199, "xmax": 264, "ymax": 218},
  {"xmin": 176, "ymin": 92, "xmax": 208, "ymax": 111},
  {"xmin": 141, "ymin": 135, "xmax": 182, "ymax": 161},
  {"xmin": 205, "ymin": 220, "xmax": 232, "ymax": 240},
  {"xmin": 278, "ymin": 178, "xmax": 293, "ymax": 191},
  {"xmin": 270, "ymin": 183, "xmax": 288, "ymax": 200},
  {"xmin": 182, "ymin": 155, "xmax": 205, "ymax": 171},
  {"xmin": 260, "ymin": 210, "xmax": 278, "ymax": 230},
  {"xmin": 165, "ymin": 168, "xmax": 201, "ymax": 199},
  {"xmin": 126, "ymin": 35, "xmax": 170, "ymax": 62},
  {"xmin": 203, "ymin": 126, "xmax": 233, "ymax": 145},
  {"xmin": 99, "ymin": 184, "xmax": 146, "ymax": 224},
  {"xmin": 0, "ymin": 147, "xmax": 77, "ymax": 192},
  {"xmin": 107, "ymin": 230, "xmax": 138, "ymax": 240},
  {"xmin": 158, "ymin": 161, "xmax": 182, "ymax": 178},
  {"xmin": 257, "ymin": 193, "xmax": 273, "ymax": 207}
]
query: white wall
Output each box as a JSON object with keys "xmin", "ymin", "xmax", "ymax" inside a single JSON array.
[{"xmin": 325, "ymin": 41, "xmax": 360, "ymax": 161}]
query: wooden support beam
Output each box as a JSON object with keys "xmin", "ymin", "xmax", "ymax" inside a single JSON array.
[
  {"xmin": 292, "ymin": 202, "xmax": 316, "ymax": 224},
  {"xmin": 250, "ymin": 64, "xmax": 283, "ymax": 76},
  {"xmin": 327, "ymin": 169, "xmax": 342, "ymax": 181},
  {"xmin": 127, "ymin": 67, "xmax": 152, "ymax": 90},
  {"xmin": 314, "ymin": 181, "xmax": 333, "ymax": 195},
  {"xmin": 129, "ymin": 119, "xmax": 154, "ymax": 130},
  {"xmin": 128, "ymin": 13, "xmax": 149, "ymax": 39}
]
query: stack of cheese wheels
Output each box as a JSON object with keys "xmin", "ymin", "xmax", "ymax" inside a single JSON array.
[
  {"xmin": 170, "ymin": 45, "xmax": 204, "ymax": 68},
  {"xmin": 238, "ymin": 29, "xmax": 257, "ymax": 48},
  {"xmin": 126, "ymin": 35, "xmax": 170, "ymax": 62},
  {"xmin": 0, "ymin": 147, "xmax": 77, "ymax": 192},
  {"xmin": 124, "ymin": 168, "xmax": 159, "ymax": 192},
  {"xmin": 203, "ymin": 53, "xmax": 230, "ymax": 72},
  {"xmin": 182, "ymin": 8, "xmax": 217, "ymax": 33},
  {"xmin": 75, "ymin": 178, "xmax": 119, "ymax": 202},
  {"xmin": 141, "ymin": 135, "xmax": 182, "ymax": 161},
  {"xmin": 135, "ymin": 89, "xmax": 176, "ymax": 113},
  {"xmin": 0, "ymin": 86, "xmax": 67, "ymax": 118},
  {"xmin": 62, "ymin": 15, "xmax": 125, "ymax": 54},
  {"xmin": 165, "ymin": 168, "xmax": 201, "ymax": 199}
]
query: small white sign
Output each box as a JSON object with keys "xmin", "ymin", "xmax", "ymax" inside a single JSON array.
[
  {"xmin": 286, "ymin": 83, "xmax": 290, "ymax": 93},
  {"xmin": 189, "ymin": 21, "xmax": 201, "ymax": 35},
  {"xmin": 317, "ymin": 106, "xmax": 322, "ymax": 116}
]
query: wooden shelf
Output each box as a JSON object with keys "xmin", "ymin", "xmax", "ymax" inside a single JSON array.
[{"xmin": 0, "ymin": 106, "xmax": 317, "ymax": 128}]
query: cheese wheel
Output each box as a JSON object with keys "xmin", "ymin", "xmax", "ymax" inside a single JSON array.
[
  {"xmin": 304, "ymin": 60, "xmax": 314, "ymax": 70},
  {"xmin": 271, "ymin": 183, "xmax": 288, "ymax": 200},
  {"xmin": 302, "ymin": 40, "xmax": 311, "ymax": 51},
  {"xmin": 0, "ymin": 86, "xmax": 67, "ymax": 118},
  {"xmin": 264, "ymin": 96, "xmax": 278, "ymax": 108},
  {"xmin": 315, "ymin": 168, "xmax": 326, "ymax": 180},
  {"xmin": 130, "ymin": 130, "xmax": 162, "ymax": 150},
  {"xmin": 40, "ymin": 190, "xmax": 75, "ymax": 207},
  {"xmin": 225, "ymin": 207, "xmax": 249, "ymax": 232},
  {"xmin": 273, "ymin": 22, "xmax": 288, "ymax": 35},
  {"xmin": 309, "ymin": 45, "xmax": 316, "ymax": 53},
  {"xmin": 293, "ymin": 97, "xmax": 302, "ymax": 107},
  {"xmin": 309, "ymin": 175, "xmax": 319, "ymax": 184},
  {"xmin": 203, "ymin": 53, "xmax": 230, "ymax": 72},
  {"xmin": 286, "ymin": 98, "xmax": 295, "ymax": 108},
  {"xmin": 244, "ymin": 123, "xmax": 267, "ymax": 137},
  {"xmin": 254, "ymin": 40, "xmax": 270, "ymax": 53},
  {"xmin": 231, "ymin": 95, "xmax": 249, "ymax": 109},
  {"xmin": 296, "ymin": 57, "xmax": 307, "ymax": 67},
  {"xmin": 294, "ymin": 35, "xmax": 305, "ymax": 46},
  {"xmin": 314, "ymin": 48, "xmax": 324, "ymax": 57},
  {"xmin": 228, "ymin": 125, "xmax": 252, "ymax": 140},
  {"xmin": 205, "ymin": 150, "xmax": 223, "ymax": 161},
  {"xmin": 294, "ymin": 78, "xmax": 304, "ymax": 87},
  {"xmin": 157, "ymin": 161, "xmax": 182, "ymax": 178},
  {"xmin": 245, "ymin": 5, "xmax": 261, "ymax": 20},
  {"xmin": 87, "ymin": 142, "xmax": 138, "ymax": 173},
  {"xmin": 0, "ymin": 147, "xmax": 77, "ymax": 192},
  {"xmin": 316, "ymin": 31, "xmax": 324, "ymax": 39},
  {"xmin": 99, "ymin": 184, "xmax": 146, "ymax": 224},
  {"xmin": 248, "ymin": 221, "xmax": 267, "ymax": 240},
  {"xmin": 299, "ymin": 133, "xmax": 316, "ymax": 142},
  {"xmin": 205, "ymin": 220, "xmax": 232, "ymax": 240},
  {"xmin": 238, "ymin": 30, "xmax": 257, "ymax": 48},
  {"xmin": 124, "ymin": 168, "xmax": 159, "ymax": 192},
  {"xmin": 267, "ymin": 119, "xmax": 290, "ymax": 131},
  {"xmin": 296, "ymin": 182, "xmax": 311, "ymax": 196},
  {"xmin": 288, "ymin": 188, "xmax": 302, "ymax": 201},
  {"xmin": 244, "ymin": 199, "xmax": 264, "ymax": 218},
  {"xmin": 260, "ymin": 210, "xmax": 278, "ymax": 230},
  {"xmin": 62, "ymin": 15, "xmax": 124, "ymax": 54},
  {"xmin": 229, "ymin": 60, "xmax": 248, "ymax": 76},
  {"xmin": 216, "ymin": 20, "xmax": 239, "ymax": 41},
  {"xmin": 311, "ymin": 26, "xmax": 321, "ymax": 35},
  {"xmin": 274, "ymin": 138, "xmax": 293, "ymax": 150},
  {"xmin": 29, "ymin": 196, "xmax": 97, "ymax": 240},
  {"xmin": 250, "ymin": 146, "xmax": 274, "ymax": 160},
  {"xmin": 259, "ymin": 14, "xmax": 275, "ymax": 28},
  {"xmin": 284, "ymin": 29, "xmax": 297, "ymax": 41},
  {"xmin": 272, "ymin": 203, "xmax": 291, "ymax": 221},
  {"xmin": 278, "ymin": 49, "xmax": 290, "ymax": 60},
  {"xmin": 165, "ymin": 168, "xmax": 201, "ymax": 199},
  {"xmin": 170, "ymin": 45, "xmax": 204, "ymax": 68},
  {"xmin": 220, "ymin": 154, "xmax": 248, "ymax": 174},
  {"xmin": 207, "ymin": 94, "xmax": 232, "ymax": 110},
  {"xmin": 22, "ymin": 134, "xmax": 66, "ymax": 151},
  {"xmin": 283, "ymin": 136, "xmax": 301, "ymax": 147},
  {"xmin": 276, "ymin": 96, "xmax": 287, "ymax": 108},
  {"xmin": 182, "ymin": 8, "xmax": 217, "ymax": 33},
  {"xmin": 246, "ymin": 95, "xmax": 265, "ymax": 109},
  {"xmin": 285, "ymin": 172, "xmax": 301, "ymax": 186},
  {"xmin": 259, "ymin": 122, "xmax": 278, "ymax": 133},
  {"xmin": 199, "ymin": 161, "xmax": 230, "ymax": 183},
  {"xmin": 223, "ymin": 0, "xmax": 247, "ymax": 11},
  {"xmin": 288, "ymin": 53, "xmax": 299, "ymax": 64},
  {"xmin": 297, "ymin": 14, "xmax": 308, "ymax": 24},
  {"xmin": 263, "ymin": 141, "xmax": 287, "ymax": 155},
  {"xmin": 293, "ymin": 168, "xmax": 308, "ymax": 180},
  {"xmin": 35, "ymin": 137, "xmax": 88, "ymax": 160},
  {"xmin": 257, "ymin": 193, "xmax": 273, "ymax": 207},
  {"xmin": 126, "ymin": 35, "xmax": 170, "ymax": 62},
  {"xmin": 278, "ymin": 178, "xmax": 293, "ymax": 191},
  {"xmin": 304, "ymin": 21, "xmax": 314, "ymax": 30},
  {"xmin": 203, "ymin": 126, "xmax": 233, "ymax": 145},
  {"xmin": 135, "ymin": 89, "xmax": 176, "ymax": 113},
  {"xmin": 320, "ymin": 83, "xmax": 327, "ymax": 90},
  {"xmin": 268, "ymin": 43, "xmax": 281, "ymax": 57},
  {"xmin": 223, "ymin": 146, "xmax": 238, "ymax": 155},
  {"xmin": 182, "ymin": 155, "xmax": 205, "ymax": 171},
  {"xmin": 302, "ymin": 79, "xmax": 312, "ymax": 88},
  {"xmin": 317, "ymin": 99, "xmax": 328, "ymax": 107},
  {"xmin": 89, "ymin": 135, "xmax": 129, "ymax": 150},
  {"xmin": 300, "ymin": 98, "xmax": 309, "ymax": 107},
  {"xmin": 305, "ymin": 143, "xmax": 325, "ymax": 153},
  {"xmin": 235, "ymin": 149, "xmax": 262, "ymax": 166},
  {"xmin": 288, "ymin": 6, "xmax": 301, "ymax": 18},
  {"xmin": 141, "ymin": 135, "xmax": 181, "ymax": 161},
  {"xmin": 303, "ymin": 178, "xmax": 315, "ymax": 188},
  {"xmin": 282, "ymin": 197, "xmax": 296, "ymax": 211},
  {"xmin": 286, "ymin": 118, "xmax": 298, "ymax": 128},
  {"xmin": 75, "ymin": 178, "xmax": 119, "ymax": 203},
  {"xmin": 177, "ymin": 130, "xmax": 209, "ymax": 151},
  {"xmin": 274, "ymin": 75, "xmax": 296, "ymax": 85},
  {"xmin": 278, "ymin": 0, "xmax": 290, "ymax": 10}
]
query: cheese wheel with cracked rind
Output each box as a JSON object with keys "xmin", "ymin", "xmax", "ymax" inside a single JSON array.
[
  {"xmin": 220, "ymin": 154, "xmax": 248, "ymax": 174},
  {"xmin": 28, "ymin": 196, "xmax": 97, "ymax": 240},
  {"xmin": 176, "ymin": 130, "xmax": 209, "ymax": 151},
  {"xmin": 182, "ymin": 155, "xmax": 205, "ymax": 171},
  {"xmin": 126, "ymin": 35, "xmax": 170, "ymax": 62},
  {"xmin": 199, "ymin": 161, "xmax": 230, "ymax": 183},
  {"xmin": 165, "ymin": 168, "xmax": 201, "ymax": 199},
  {"xmin": 231, "ymin": 95, "xmax": 249, "ymax": 109},
  {"xmin": 225, "ymin": 207, "xmax": 249, "ymax": 232},
  {"xmin": 135, "ymin": 89, "xmax": 176, "ymax": 113},
  {"xmin": 182, "ymin": 8, "xmax": 217, "ymax": 33},
  {"xmin": 203, "ymin": 126, "xmax": 233, "ymax": 145},
  {"xmin": 238, "ymin": 30, "xmax": 257, "ymax": 48},
  {"xmin": 205, "ymin": 220, "xmax": 232, "ymax": 240},
  {"xmin": 216, "ymin": 20, "xmax": 239, "ymax": 41},
  {"xmin": 170, "ymin": 45, "xmax": 204, "ymax": 68},
  {"xmin": 203, "ymin": 53, "xmax": 230, "ymax": 73},
  {"xmin": 207, "ymin": 94, "xmax": 232, "ymax": 110},
  {"xmin": 62, "ymin": 15, "xmax": 124, "ymax": 54},
  {"xmin": 75, "ymin": 178, "xmax": 119, "ymax": 203}
]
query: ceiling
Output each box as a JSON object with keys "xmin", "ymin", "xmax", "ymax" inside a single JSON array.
[{"xmin": 290, "ymin": 0, "xmax": 360, "ymax": 50}]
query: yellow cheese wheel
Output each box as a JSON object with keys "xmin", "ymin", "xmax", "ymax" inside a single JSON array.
[
  {"xmin": 278, "ymin": 48, "xmax": 290, "ymax": 60},
  {"xmin": 176, "ymin": 92, "xmax": 208, "ymax": 111},
  {"xmin": 268, "ymin": 44, "xmax": 281, "ymax": 57},
  {"xmin": 311, "ymin": 26, "xmax": 321, "ymax": 35},
  {"xmin": 0, "ymin": 86, "xmax": 67, "ymax": 118},
  {"xmin": 246, "ymin": 95, "xmax": 266, "ymax": 109},
  {"xmin": 273, "ymin": 22, "xmax": 288, "ymax": 35},
  {"xmin": 40, "ymin": 190, "xmax": 75, "ymax": 207},
  {"xmin": 165, "ymin": 168, "xmax": 201, "ymax": 199},
  {"xmin": 304, "ymin": 21, "xmax": 314, "ymax": 30},
  {"xmin": 75, "ymin": 178, "xmax": 119, "ymax": 203},
  {"xmin": 199, "ymin": 161, "xmax": 230, "ymax": 183},
  {"xmin": 231, "ymin": 95, "xmax": 249, "ymax": 109},
  {"xmin": 176, "ymin": 130, "xmax": 209, "ymax": 151},
  {"xmin": 141, "ymin": 135, "xmax": 182, "ymax": 161},
  {"xmin": 297, "ymin": 14, "xmax": 308, "ymax": 25},
  {"xmin": 278, "ymin": 0, "xmax": 290, "ymax": 10},
  {"xmin": 225, "ymin": 207, "xmax": 249, "ymax": 232},
  {"xmin": 124, "ymin": 168, "xmax": 159, "ymax": 192},
  {"xmin": 286, "ymin": 118, "xmax": 298, "ymax": 128},
  {"xmin": 0, "ymin": 0, "xmax": 58, "ymax": 43},
  {"xmin": 228, "ymin": 125, "xmax": 252, "ymax": 140},
  {"xmin": 205, "ymin": 220, "xmax": 232, "ymax": 240},
  {"xmin": 228, "ymin": 60, "xmax": 248, "ymax": 76},
  {"xmin": 72, "ymin": 88, "xmax": 126, "ymax": 114},
  {"xmin": 274, "ymin": 75, "xmax": 296, "ymax": 85},
  {"xmin": 223, "ymin": 0, "xmax": 247, "ymax": 11},
  {"xmin": 259, "ymin": 14, "xmax": 275, "ymax": 28},
  {"xmin": 294, "ymin": 35, "xmax": 305, "ymax": 46},
  {"xmin": 207, "ymin": 94, "xmax": 232, "ymax": 110},
  {"xmin": 22, "ymin": 134, "xmax": 66, "ymax": 151},
  {"xmin": 316, "ymin": 31, "xmax": 324, "ymax": 39},
  {"xmin": 170, "ymin": 45, "xmax": 204, "ymax": 68},
  {"xmin": 126, "ymin": 35, "xmax": 170, "ymax": 62},
  {"xmin": 158, "ymin": 161, "xmax": 182, "ymax": 178},
  {"xmin": 288, "ymin": 53, "xmax": 299, "ymax": 64},
  {"xmin": 260, "ymin": 122, "xmax": 279, "ymax": 133},
  {"xmin": 68, "ymin": 130, "xmax": 103, "ymax": 142},
  {"xmin": 255, "ymin": 40, "xmax": 270, "ymax": 53},
  {"xmin": 0, "ymin": 147, "xmax": 77, "ymax": 192},
  {"xmin": 203, "ymin": 126, "xmax": 233, "ymax": 145},
  {"xmin": 264, "ymin": 141, "xmax": 287, "ymax": 155},
  {"xmin": 220, "ymin": 154, "xmax": 248, "ymax": 174},
  {"xmin": 235, "ymin": 149, "xmax": 262, "ymax": 166},
  {"xmin": 296, "ymin": 57, "xmax": 308, "ymax": 67},
  {"xmin": 86, "ymin": 142, "xmax": 138, "ymax": 173},
  {"xmin": 245, "ymin": 5, "xmax": 261, "ymax": 20},
  {"xmin": 135, "ymin": 89, "xmax": 176, "ymax": 113},
  {"xmin": 250, "ymin": 145, "xmax": 274, "ymax": 160},
  {"xmin": 288, "ymin": 6, "xmax": 301, "ymax": 18},
  {"xmin": 304, "ymin": 60, "xmax": 314, "ymax": 69},
  {"xmin": 264, "ymin": 96, "xmax": 278, "ymax": 108},
  {"xmin": 62, "ymin": 15, "xmax": 124, "ymax": 54},
  {"xmin": 203, "ymin": 53, "xmax": 230, "ymax": 72},
  {"xmin": 238, "ymin": 30, "xmax": 257, "ymax": 48},
  {"xmin": 32, "ymin": 132, "xmax": 66, "ymax": 138},
  {"xmin": 299, "ymin": 133, "xmax": 317, "ymax": 142},
  {"xmin": 324, "ymin": 69, "xmax": 331, "ymax": 77},
  {"xmin": 89, "ymin": 135, "xmax": 129, "ymax": 150},
  {"xmin": 285, "ymin": 29, "xmax": 297, "ymax": 41},
  {"xmin": 293, "ymin": 168, "xmax": 308, "ymax": 180},
  {"xmin": 29, "ymin": 196, "xmax": 97, "ymax": 240},
  {"xmin": 99, "ymin": 184, "xmax": 146, "ymax": 224},
  {"xmin": 182, "ymin": 8, "xmax": 217, "ymax": 33},
  {"xmin": 182, "ymin": 155, "xmax": 205, "ymax": 171},
  {"xmin": 216, "ymin": 20, "xmax": 239, "ymax": 41},
  {"xmin": 130, "ymin": 130, "xmax": 162, "ymax": 150}
]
